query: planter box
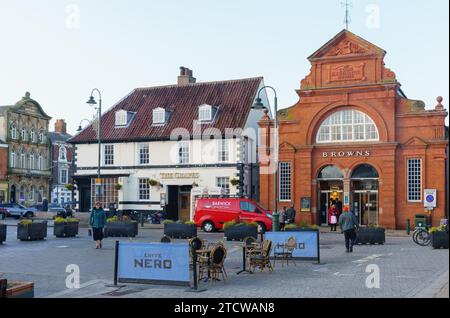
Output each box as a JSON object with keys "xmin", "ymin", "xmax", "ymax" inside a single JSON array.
[
  {"xmin": 224, "ymin": 225, "xmax": 258, "ymax": 241},
  {"xmin": 0, "ymin": 224, "xmax": 6, "ymax": 244},
  {"xmin": 5, "ymin": 281, "xmax": 35, "ymax": 298},
  {"xmin": 104, "ymin": 222, "xmax": 138, "ymax": 238},
  {"xmin": 54, "ymin": 222, "xmax": 79, "ymax": 238},
  {"xmin": 355, "ymin": 227, "xmax": 386, "ymax": 245},
  {"xmin": 164, "ymin": 223, "xmax": 197, "ymax": 239},
  {"xmin": 17, "ymin": 222, "xmax": 47, "ymax": 241},
  {"xmin": 285, "ymin": 227, "xmax": 318, "ymax": 232},
  {"xmin": 431, "ymin": 231, "xmax": 449, "ymax": 249}
]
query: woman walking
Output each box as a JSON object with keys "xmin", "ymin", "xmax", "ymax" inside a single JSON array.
[
  {"xmin": 90, "ymin": 202, "xmax": 107, "ymax": 249},
  {"xmin": 328, "ymin": 204, "xmax": 339, "ymax": 232}
]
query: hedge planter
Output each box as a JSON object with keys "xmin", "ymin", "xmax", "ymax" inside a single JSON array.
[
  {"xmin": 225, "ymin": 225, "xmax": 258, "ymax": 241},
  {"xmin": 4, "ymin": 282, "xmax": 35, "ymax": 298},
  {"xmin": 0, "ymin": 224, "xmax": 6, "ymax": 244},
  {"xmin": 431, "ymin": 231, "xmax": 449, "ymax": 249},
  {"xmin": 104, "ymin": 222, "xmax": 138, "ymax": 238},
  {"xmin": 164, "ymin": 223, "xmax": 197, "ymax": 239},
  {"xmin": 17, "ymin": 222, "xmax": 47, "ymax": 241},
  {"xmin": 54, "ymin": 222, "xmax": 79, "ymax": 238},
  {"xmin": 355, "ymin": 227, "xmax": 386, "ymax": 245}
]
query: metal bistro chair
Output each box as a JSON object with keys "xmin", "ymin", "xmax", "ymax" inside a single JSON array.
[
  {"xmin": 274, "ymin": 237, "xmax": 297, "ymax": 268},
  {"xmin": 189, "ymin": 237, "xmax": 205, "ymax": 267},
  {"xmin": 249, "ymin": 240, "xmax": 273, "ymax": 273}
]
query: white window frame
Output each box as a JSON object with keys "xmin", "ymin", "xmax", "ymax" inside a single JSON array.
[
  {"xmin": 104, "ymin": 144, "xmax": 114, "ymax": 166},
  {"xmin": 407, "ymin": 159, "xmax": 422, "ymax": 202},
  {"xmin": 115, "ymin": 110, "xmax": 128, "ymax": 126},
  {"xmin": 153, "ymin": 108, "xmax": 166, "ymax": 125},
  {"xmin": 20, "ymin": 128, "xmax": 27, "ymax": 141},
  {"xmin": 30, "ymin": 130, "xmax": 36, "ymax": 143},
  {"xmin": 178, "ymin": 141, "xmax": 190, "ymax": 164},
  {"xmin": 138, "ymin": 143, "xmax": 150, "ymax": 165},
  {"xmin": 60, "ymin": 168, "xmax": 68, "ymax": 184},
  {"xmin": 138, "ymin": 178, "xmax": 151, "ymax": 201},
  {"xmin": 10, "ymin": 151, "xmax": 16, "ymax": 168},
  {"xmin": 199, "ymin": 105, "xmax": 212, "ymax": 122},
  {"xmin": 19, "ymin": 151, "xmax": 26, "ymax": 169},
  {"xmin": 216, "ymin": 177, "xmax": 230, "ymax": 193},
  {"xmin": 59, "ymin": 146, "xmax": 67, "ymax": 162},
  {"xmin": 279, "ymin": 162, "xmax": 292, "ymax": 202},
  {"xmin": 39, "ymin": 129, "xmax": 45, "ymax": 144},
  {"xmin": 10, "ymin": 123, "xmax": 17, "ymax": 140},
  {"xmin": 29, "ymin": 154, "xmax": 35, "ymax": 170},
  {"xmin": 38, "ymin": 155, "xmax": 44, "ymax": 170},
  {"xmin": 217, "ymin": 139, "xmax": 229, "ymax": 163},
  {"xmin": 317, "ymin": 110, "xmax": 379, "ymax": 143}
]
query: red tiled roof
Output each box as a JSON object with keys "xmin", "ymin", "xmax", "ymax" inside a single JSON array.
[{"xmin": 69, "ymin": 77, "xmax": 262, "ymax": 144}]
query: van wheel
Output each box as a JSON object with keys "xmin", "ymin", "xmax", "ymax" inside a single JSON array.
[
  {"xmin": 25, "ymin": 212, "xmax": 34, "ymax": 218},
  {"xmin": 202, "ymin": 221, "xmax": 215, "ymax": 233},
  {"xmin": 257, "ymin": 222, "xmax": 266, "ymax": 234}
]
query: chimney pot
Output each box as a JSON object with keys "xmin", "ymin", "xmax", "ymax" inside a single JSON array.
[
  {"xmin": 177, "ymin": 67, "xmax": 196, "ymax": 85},
  {"xmin": 54, "ymin": 119, "xmax": 67, "ymax": 134}
]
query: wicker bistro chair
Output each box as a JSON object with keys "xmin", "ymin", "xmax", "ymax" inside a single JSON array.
[
  {"xmin": 273, "ymin": 237, "xmax": 297, "ymax": 268},
  {"xmin": 249, "ymin": 240, "xmax": 273, "ymax": 273},
  {"xmin": 189, "ymin": 237, "xmax": 205, "ymax": 269},
  {"xmin": 160, "ymin": 235, "xmax": 171, "ymax": 243},
  {"xmin": 243, "ymin": 236, "xmax": 257, "ymax": 266},
  {"xmin": 198, "ymin": 243, "xmax": 227, "ymax": 284}
]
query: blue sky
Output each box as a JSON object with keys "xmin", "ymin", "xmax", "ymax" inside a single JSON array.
[{"xmin": 0, "ymin": 0, "xmax": 448, "ymax": 134}]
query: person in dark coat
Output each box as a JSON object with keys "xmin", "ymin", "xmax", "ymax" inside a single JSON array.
[
  {"xmin": 286, "ymin": 205, "xmax": 296, "ymax": 224},
  {"xmin": 90, "ymin": 202, "xmax": 107, "ymax": 249}
]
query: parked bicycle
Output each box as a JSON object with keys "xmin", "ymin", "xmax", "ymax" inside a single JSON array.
[{"xmin": 413, "ymin": 222, "xmax": 431, "ymax": 246}]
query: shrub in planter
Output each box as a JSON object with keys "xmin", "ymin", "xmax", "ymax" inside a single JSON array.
[
  {"xmin": 224, "ymin": 221, "xmax": 258, "ymax": 241},
  {"xmin": 164, "ymin": 220, "xmax": 197, "ymax": 239},
  {"xmin": 355, "ymin": 226, "xmax": 386, "ymax": 245},
  {"xmin": 17, "ymin": 220, "xmax": 47, "ymax": 241},
  {"xmin": 429, "ymin": 226, "xmax": 449, "ymax": 249},
  {"xmin": 284, "ymin": 224, "xmax": 319, "ymax": 232},
  {"xmin": 0, "ymin": 223, "xmax": 6, "ymax": 244},
  {"xmin": 104, "ymin": 216, "xmax": 138, "ymax": 238},
  {"xmin": 54, "ymin": 217, "xmax": 80, "ymax": 238}
]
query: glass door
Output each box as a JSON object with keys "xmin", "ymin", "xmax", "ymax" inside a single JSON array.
[{"xmin": 353, "ymin": 191, "xmax": 378, "ymax": 226}]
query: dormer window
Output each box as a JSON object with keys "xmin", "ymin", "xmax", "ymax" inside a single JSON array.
[
  {"xmin": 199, "ymin": 105, "xmax": 212, "ymax": 122},
  {"xmin": 153, "ymin": 108, "xmax": 168, "ymax": 125},
  {"xmin": 115, "ymin": 109, "xmax": 136, "ymax": 127}
]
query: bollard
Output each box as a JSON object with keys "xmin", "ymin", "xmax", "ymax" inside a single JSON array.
[
  {"xmin": 406, "ymin": 219, "xmax": 411, "ymax": 235},
  {"xmin": 272, "ymin": 212, "xmax": 280, "ymax": 232}
]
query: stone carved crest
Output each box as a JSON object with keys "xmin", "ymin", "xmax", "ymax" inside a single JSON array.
[
  {"xmin": 326, "ymin": 63, "xmax": 366, "ymax": 83},
  {"xmin": 325, "ymin": 40, "xmax": 368, "ymax": 57}
]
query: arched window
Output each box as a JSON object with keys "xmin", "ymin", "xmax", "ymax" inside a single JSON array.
[
  {"xmin": 29, "ymin": 186, "xmax": 35, "ymax": 202},
  {"xmin": 351, "ymin": 164, "xmax": 379, "ymax": 179},
  {"xmin": 29, "ymin": 153, "xmax": 35, "ymax": 170},
  {"xmin": 19, "ymin": 150, "xmax": 26, "ymax": 169},
  {"xmin": 317, "ymin": 110, "xmax": 379, "ymax": 143},
  {"xmin": 38, "ymin": 154, "xmax": 44, "ymax": 170},
  {"xmin": 30, "ymin": 129, "xmax": 36, "ymax": 143},
  {"xmin": 39, "ymin": 129, "xmax": 45, "ymax": 144},
  {"xmin": 10, "ymin": 122, "xmax": 17, "ymax": 139},
  {"xmin": 20, "ymin": 127, "xmax": 27, "ymax": 141},
  {"xmin": 59, "ymin": 146, "xmax": 67, "ymax": 162},
  {"xmin": 318, "ymin": 165, "xmax": 344, "ymax": 179}
]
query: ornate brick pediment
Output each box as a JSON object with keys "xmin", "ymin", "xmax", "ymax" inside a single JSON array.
[
  {"xmin": 405, "ymin": 136, "xmax": 428, "ymax": 147},
  {"xmin": 279, "ymin": 142, "xmax": 296, "ymax": 153},
  {"xmin": 308, "ymin": 30, "xmax": 385, "ymax": 61}
]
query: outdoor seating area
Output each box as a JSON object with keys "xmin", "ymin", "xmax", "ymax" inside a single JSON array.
[
  {"xmin": 194, "ymin": 239, "xmax": 228, "ymax": 284},
  {"xmin": 273, "ymin": 237, "xmax": 297, "ymax": 268}
]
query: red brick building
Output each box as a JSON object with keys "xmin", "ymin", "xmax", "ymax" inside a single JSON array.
[{"xmin": 259, "ymin": 30, "xmax": 448, "ymax": 229}]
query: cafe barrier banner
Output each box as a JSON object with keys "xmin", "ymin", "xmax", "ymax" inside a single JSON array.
[
  {"xmin": 266, "ymin": 231, "xmax": 320, "ymax": 262},
  {"xmin": 117, "ymin": 242, "xmax": 190, "ymax": 286}
]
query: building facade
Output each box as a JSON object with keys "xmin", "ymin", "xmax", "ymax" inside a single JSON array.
[
  {"xmin": 70, "ymin": 68, "xmax": 270, "ymax": 220},
  {"xmin": 0, "ymin": 92, "xmax": 52, "ymax": 206},
  {"xmin": 259, "ymin": 30, "xmax": 448, "ymax": 229},
  {"xmin": 0, "ymin": 140, "xmax": 8, "ymax": 203},
  {"xmin": 49, "ymin": 119, "xmax": 74, "ymax": 205}
]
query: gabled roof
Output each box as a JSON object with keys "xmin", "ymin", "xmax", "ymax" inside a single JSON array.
[
  {"xmin": 48, "ymin": 132, "xmax": 73, "ymax": 143},
  {"xmin": 1, "ymin": 92, "xmax": 52, "ymax": 120},
  {"xmin": 69, "ymin": 77, "xmax": 263, "ymax": 144},
  {"xmin": 308, "ymin": 29, "xmax": 386, "ymax": 61}
]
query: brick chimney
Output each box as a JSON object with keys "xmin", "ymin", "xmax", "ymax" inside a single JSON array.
[
  {"xmin": 177, "ymin": 66, "xmax": 196, "ymax": 85},
  {"xmin": 54, "ymin": 119, "xmax": 67, "ymax": 134}
]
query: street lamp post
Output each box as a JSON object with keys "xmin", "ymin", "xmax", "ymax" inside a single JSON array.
[
  {"xmin": 252, "ymin": 86, "xmax": 279, "ymax": 232},
  {"xmin": 83, "ymin": 89, "xmax": 102, "ymax": 204}
]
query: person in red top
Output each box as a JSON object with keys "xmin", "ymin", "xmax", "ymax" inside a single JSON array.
[{"xmin": 328, "ymin": 203, "xmax": 339, "ymax": 232}]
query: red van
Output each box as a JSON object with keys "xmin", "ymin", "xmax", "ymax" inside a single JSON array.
[{"xmin": 194, "ymin": 198, "xmax": 273, "ymax": 233}]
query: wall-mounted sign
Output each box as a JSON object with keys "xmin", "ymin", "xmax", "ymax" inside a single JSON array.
[
  {"xmin": 424, "ymin": 189, "xmax": 437, "ymax": 209},
  {"xmin": 160, "ymin": 173, "xmax": 200, "ymax": 180},
  {"xmin": 344, "ymin": 192, "xmax": 350, "ymax": 205},
  {"xmin": 300, "ymin": 198, "xmax": 311, "ymax": 212},
  {"xmin": 322, "ymin": 151, "xmax": 371, "ymax": 158},
  {"xmin": 117, "ymin": 242, "xmax": 190, "ymax": 286},
  {"xmin": 160, "ymin": 193, "xmax": 166, "ymax": 207}
]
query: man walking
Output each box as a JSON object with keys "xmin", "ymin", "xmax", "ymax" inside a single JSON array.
[
  {"xmin": 339, "ymin": 206, "xmax": 359, "ymax": 253},
  {"xmin": 286, "ymin": 204, "xmax": 296, "ymax": 225}
]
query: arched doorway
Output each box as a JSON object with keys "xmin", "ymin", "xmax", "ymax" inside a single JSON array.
[
  {"xmin": 318, "ymin": 165, "xmax": 344, "ymax": 225},
  {"xmin": 351, "ymin": 164, "xmax": 379, "ymax": 226}
]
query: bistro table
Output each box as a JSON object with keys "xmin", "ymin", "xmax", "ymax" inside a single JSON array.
[
  {"xmin": 196, "ymin": 249, "xmax": 212, "ymax": 282},
  {"xmin": 236, "ymin": 243, "xmax": 258, "ymax": 275}
]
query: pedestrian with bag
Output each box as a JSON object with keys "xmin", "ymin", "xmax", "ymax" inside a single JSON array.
[
  {"xmin": 328, "ymin": 204, "xmax": 339, "ymax": 231},
  {"xmin": 338, "ymin": 206, "xmax": 359, "ymax": 253},
  {"xmin": 286, "ymin": 204, "xmax": 296, "ymax": 225},
  {"xmin": 90, "ymin": 202, "xmax": 107, "ymax": 249},
  {"xmin": 279, "ymin": 206, "xmax": 287, "ymax": 231}
]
